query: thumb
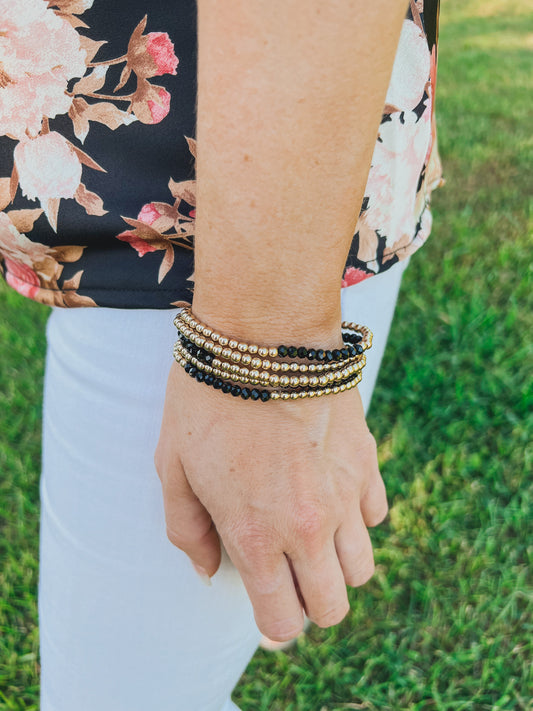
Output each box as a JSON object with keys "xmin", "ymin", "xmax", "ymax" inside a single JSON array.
[{"xmin": 158, "ymin": 455, "xmax": 221, "ymax": 579}]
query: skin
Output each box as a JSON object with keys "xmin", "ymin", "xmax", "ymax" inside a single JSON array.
[{"xmin": 155, "ymin": 0, "xmax": 409, "ymax": 642}]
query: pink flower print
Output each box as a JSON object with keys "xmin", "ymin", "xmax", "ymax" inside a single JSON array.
[
  {"xmin": 147, "ymin": 88, "xmax": 171, "ymax": 124},
  {"xmin": 127, "ymin": 18, "xmax": 179, "ymax": 79},
  {"xmin": 146, "ymin": 33, "xmax": 179, "ymax": 76},
  {"xmin": 363, "ymin": 106, "xmax": 431, "ymax": 245},
  {"xmin": 131, "ymin": 82, "xmax": 171, "ymax": 124},
  {"xmin": 341, "ymin": 267, "xmax": 372, "ymax": 288},
  {"xmin": 14, "ymin": 132, "xmax": 82, "ymax": 203},
  {"xmin": 138, "ymin": 203, "xmax": 162, "ymax": 225},
  {"xmin": 116, "ymin": 230, "xmax": 159, "ymax": 257},
  {"xmin": 384, "ymin": 20, "xmax": 430, "ymax": 113},
  {"xmin": 0, "ymin": 0, "xmax": 88, "ymax": 139},
  {"xmin": 3, "ymin": 256, "xmax": 40, "ymax": 300}
]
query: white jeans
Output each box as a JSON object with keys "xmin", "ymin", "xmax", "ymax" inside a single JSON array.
[{"xmin": 38, "ymin": 258, "xmax": 409, "ymax": 711}]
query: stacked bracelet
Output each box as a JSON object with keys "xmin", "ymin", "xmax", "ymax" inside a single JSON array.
[{"xmin": 172, "ymin": 305, "xmax": 372, "ymax": 402}]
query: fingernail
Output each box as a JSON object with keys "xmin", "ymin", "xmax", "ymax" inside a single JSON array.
[{"xmin": 191, "ymin": 561, "xmax": 212, "ymax": 586}]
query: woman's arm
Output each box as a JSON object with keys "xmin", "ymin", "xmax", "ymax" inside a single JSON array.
[
  {"xmin": 155, "ymin": 0, "xmax": 408, "ymax": 643},
  {"xmin": 193, "ymin": 0, "xmax": 408, "ymax": 343}
]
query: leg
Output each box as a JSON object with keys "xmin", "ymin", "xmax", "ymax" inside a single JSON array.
[{"xmin": 38, "ymin": 306, "xmax": 262, "ymax": 711}]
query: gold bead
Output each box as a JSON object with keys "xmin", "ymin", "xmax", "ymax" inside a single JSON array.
[
  {"xmin": 222, "ymin": 347, "xmax": 232, "ymax": 360},
  {"xmin": 333, "ymin": 385, "xmax": 340, "ymax": 393},
  {"xmin": 280, "ymin": 363, "xmax": 290, "ymax": 372},
  {"xmin": 271, "ymin": 362, "xmax": 281, "ymax": 372},
  {"xmin": 319, "ymin": 375, "xmax": 328, "ymax": 386},
  {"xmin": 316, "ymin": 364, "xmax": 324, "ymax": 372},
  {"xmin": 219, "ymin": 336, "xmax": 228, "ymax": 346},
  {"xmin": 300, "ymin": 364, "xmax": 308, "ymax": 372},
  {"xmin": 340, "ymin": 384, "xmax": 346, "ymax": 391},
  {"xmin": 290, "ymin": 363, "xmax": 299, "ymax": 372},
  {"xmin": 261, "ymin": 359, "xmax": 271, "ymax": 370},
  {"xmin": 251, "ymin": 357, "xmax": 262, "ymax": 369},
  {"xmin": 213, "ymin": 368, "xmax": 221, "ymax": 376},
  {"xmin": 239, "ymin": 366, "xmax": 249, "ymax": 378},
  {"xmin": 300, "ymin": 375, "xmax": 309, "ymax": 387},
  {"xmin": 241, "ymin": 353, "xmax": 252, "ymax": 365},
  {"xmin": 230, "ymin": 351, "xmax": 242, "ymax": 363},
  {"xmin": 289, "ymin": 376, "xmax": 299, "ymax": 388},
  {"xmin": 229, "ymin": 339, "xmax": 238, "ymax": 349},
  {"xmin": 195, "ymin": 323, "xmax": 203, "ymax": 332},
  {"xmin": 279, "ymin": 375, "xmax": 290, "ymax": 387},
  {"xmin": 248, "ymin": 344, "xmax": 258, "ymax": 354},
  {"xmin": 260, "ymin": 372, "xmax": 270, "ymax": 385},
  {"xmin": 249, "ymin": 370, "xmax": 260, "ymax": 380},
  {"xmin": 308, "ymin": 364, "xmax": 316, "ymax": 372},
  {"xmin": 212, "ymin": 358, "xmax": 221, "ymax": 368},
  {"xmin": 268, "ymin": 347, "xmax": 278, "ymax": 358},
  {"xmin": 230, "ymin": 364, "xmax": 239, "ymax": 374},
  {"xmin": 327, "ymin": 372, "xmax": 336, "ymax": 383},
  {"xmin": 202, "ymin": 327, "xmax": 212, "ymax": 337},
  {"xmin": 308, "ymin": 390, "xmax": 316, "ymax": 398},
  {"xmin": 309, "ymin": 376, "xmax": 319, "ymax": 387},
  {"xmin": 258, "ymin": 347, "xmax": 269, "ymax": 357},
  {"xmin": 211, "ymin": 332, "xmax": 220, "ymax": 342},
  {"xmin": 204, "ymin": 341, "xmax": 213, "ymax": 352},
  {"xmin": 290, "ymin": 393, "xmax": 299, "ymax": 399},
  {"xmin": 270, "ymin": 392, "xmax": 280, "ymax": 400},
  {"xmin": 280, "ymin": 393, "xmax": 290, "ymax": 400},
  {"xmin": 238, "ymin": 342, "xmax": 248, "ymax": 352},
  {"xmin": 269, "ymin": 374, "xmax": 280, "ymax": 387}
]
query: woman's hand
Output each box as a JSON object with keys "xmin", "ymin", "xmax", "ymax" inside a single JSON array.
[{"xmin": 154, "ymin": 357, "xmax": 389, "ymax": 643}]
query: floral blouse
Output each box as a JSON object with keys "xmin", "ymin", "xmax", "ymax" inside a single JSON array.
[{"xmin": 0, "ymin": 0, "xmax": 444, "ymax": 309}]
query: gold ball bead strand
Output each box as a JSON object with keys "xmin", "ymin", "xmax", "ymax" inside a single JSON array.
[
  {"xmin": 174, "ymin": 319, "xmax": 366, "ymax": 375},
  {"xmin": 173, "ymin": 341, "xmax": 366, "ymax": 389}
]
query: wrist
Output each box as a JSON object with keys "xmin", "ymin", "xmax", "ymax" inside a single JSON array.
[{"xmin": 190, "ymin": 291, "xmax": 344, "ymax": 351}]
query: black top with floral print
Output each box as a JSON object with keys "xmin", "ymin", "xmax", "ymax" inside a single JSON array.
[{"xmin": 0, "ymin": 0, "xmax": 443, "ymax": 309}]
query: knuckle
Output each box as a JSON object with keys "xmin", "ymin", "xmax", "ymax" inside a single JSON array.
[
  {"xmin": 345, "ymin": 557, "xmax": 375, "ymax": 588},
  {"xmin": 166, "ymin": 525, "xmax": 187, "ymax": 550},
  {"xmin": 261, "ymin": 618, "xmax": 303, "ymax": 643},
  {"xmin": 292, "ymin": 503, "xmax": 327, "ymax": 542},
  {"xmin": 311, "ymin": 601, "xmax": 350, "ymax": 629},
  {"xmin": 231, "ymin": 520, "xmax": 274, "ymax": 564}
]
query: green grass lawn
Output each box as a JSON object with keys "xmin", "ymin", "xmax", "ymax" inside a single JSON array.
[{"xmin": 1, "ymin": 0, "xmax": 531, "ymax": 708}]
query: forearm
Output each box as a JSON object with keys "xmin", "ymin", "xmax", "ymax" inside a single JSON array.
[{"xmin": 192, "ymin": 0, "xmax": 408, "ymax": 344}]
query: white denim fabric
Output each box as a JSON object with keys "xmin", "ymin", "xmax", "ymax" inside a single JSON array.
[{"xmin": 38, "ymin": 256, "xmax": 410, "ymax": 711}]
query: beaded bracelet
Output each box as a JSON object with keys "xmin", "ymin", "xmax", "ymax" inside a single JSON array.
[
  {"xmin": 171, "ymin": 306, "xmax": 373, "ymax": 402},
  {"xmin": 173, "ymin": 344, "xmax": 364, "ymax": 401},
  {"xmin": 174, "ymin": 339, "xmax": 366, "ymax": 389}
]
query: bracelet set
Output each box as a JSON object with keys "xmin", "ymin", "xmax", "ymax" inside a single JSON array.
[{"xmin": 172, "ymin": 305, "xmax": 373, "ymax": 402}]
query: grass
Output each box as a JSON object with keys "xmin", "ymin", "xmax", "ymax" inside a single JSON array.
[{"xmin": 1, "ymin": 0, "xmax": 531, "ymax": 708}]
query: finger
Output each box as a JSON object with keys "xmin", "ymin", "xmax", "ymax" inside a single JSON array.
[
  {"xmin": 223, "ymin": 534, "xmax": 304, "ymax": 642},
  {"xmin": 157, "ymin": 456, "xmax": 222, "ymax": 577},
  {"xmin": 360, "ymin": 469, "xmax": 389, "ymax": 527},
  {"xmin": 334, "ymin": 512, "xmax": 375, "ymax": 588},
  {"xmin": 289, "ymin": 538, "xmax": 350, "ymax": 628}
]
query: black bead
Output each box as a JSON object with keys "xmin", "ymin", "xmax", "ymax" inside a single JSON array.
[
  {"xmin": 340, "ymin": 347, "xmax": 350, "ymax": 359},
  {"xmin": 204, "ymin": 353, "xmax": 214, "ymax": 365},
  {"xmin": 250, "ymin": 389, "xmax": 261, "ymax": 400},
  {"xmin": 230, "ymin": 385, "xmax": 241, "ymax": 397},
  {"xmin": 325, "ymin": 350, "xmax": 334, "ymax": 363},
  {"xmin": 355, "ymin": 344, "xmax": 364, "ymax": 354},
  {"xmin": 260, "ymin": 390, "xmax": 270, "ymax": 402},
  {"xmin": 297, "ymin": 346, "xmax": 308, "ymax": 358},
  {"xmin": 189, "ymin": 366, "xmax": 197, "ymax": 377},
  {"xmin": 222, "ymin": 382, "xmax": 233, "ymax": 394},
  {"xmin": 348, "ymin": 345, "xmax": 357, "ymax": 357},
  {"xmin": 316, "ymin": 349, "xmax": 326, "ymax": 361},
  {"xmin": 195, "ymin": 370, "xmax": 205, "ymax": 382},
  {"xmin": 288, "ymin": 346, "xmax": 298, "ymax": 358},
  {"xmin": 196, "ymin": 348, "xmax": 206, "ymax": 361},
  {"xmin": 240, "ymin": 387, "xmax": 251, "ymax": 400},
  {"xmin": 213, "ymin": 378, "xmax": 224, "ymax": 389},
  {"xmin": 184, "ymin": 363, "xmax": 192, "ymax": 373},
  {"xmin": 307, "ymin": 348, "xmax": 317, "ymax": 360},
  {"xmin": 277, "ymin": 345, "xmax": 288, "ymax": 357},
  {"xmin": 204, "ymin": 374, "xmax": 215, "ymax": 386}
]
